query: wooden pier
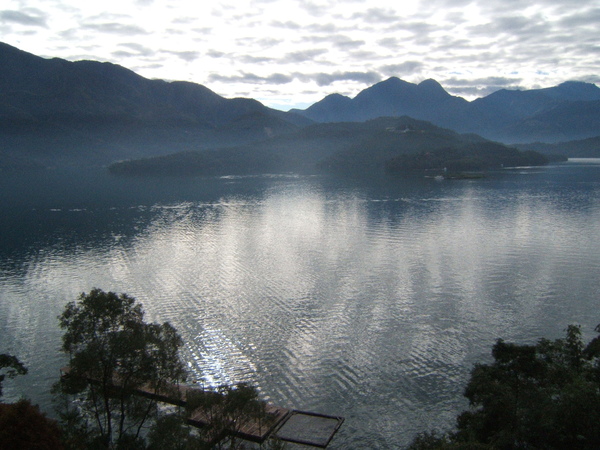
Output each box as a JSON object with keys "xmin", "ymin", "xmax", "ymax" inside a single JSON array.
[{"xmin": 60, "ymin": 368, "xmax": 343, "ymax": 448}]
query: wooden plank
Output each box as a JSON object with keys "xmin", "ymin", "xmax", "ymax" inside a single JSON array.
[
  {"xmin": 61, "ymin": 367, "xmax": 342, "ymax": 447},
  {"xmin": 188, "ymin": 402, "xmax": 291, "ymax": 443}
]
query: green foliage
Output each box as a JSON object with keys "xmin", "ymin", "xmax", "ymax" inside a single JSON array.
[
  {"xmin": 56, "ymin": 289, "xmax": 187, "ymax": 449},
  {"xmin": 0, "ymin": 353, "xmax": 27, "ymax": 398},
  {"xmin": 185, "ymin": 383, "xmax": 268, "ymax": 449},
  {"xmin": 407, "ymin": 430, "xmax": 492, "ymax": 449},
  {"xmin": 147, "ymin": 414, "xmax": 209, "ymax": 450},
  {"xmin": 410, "ymin": 324, "xmax": 600, "ymax": 449}
]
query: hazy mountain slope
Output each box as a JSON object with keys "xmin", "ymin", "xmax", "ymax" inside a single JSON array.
[
  {"xmin": 500, "ymin": 100, "xmax": 600, "ymax": 143},
  {"xmin": 110, "ymin": 116, "xmax": 548, "ymax": 176},
  {"xmin": 0, "ymin": 42, "xmax": 306, "ymax": 166},
  {"xmin": 0, "ymin": 42, "xmax": 308, "ymax": 128},
  {"xmin": 516, "ymin": 135, "xmax": 600, "ymax": 158},
  {"xmin": 295, "ymin": 77, "xmax": 469, "ymax": 125},
  {"xmin": 293, "ymin": 77, "xmax": 600, "ymax": 143}
]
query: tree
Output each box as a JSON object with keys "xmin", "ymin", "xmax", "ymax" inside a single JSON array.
[
  {"xmin": 185, "ymin": 382, "xmax": 268, "ymax": 449},
  {"xmin": 146, "ymin": 414, "xmax": 210, "ymax": 450},
  {"xmin": 0, "ymin": 353, "xmax": 27, "ymax": 399},
  {"xmin": 0, "ymin": 399, "xmax": 63, "ymax": 450},
  {"xmin": 409, "ymin": 324, "xmax": 600, "ymax": 449},
  {"xmin": 0, "ymin": 355, "xmax": 60, "ymax": 449},
  {"xmin": 56, "ymin": 289, "xmax": 187, "ymax": 449}
]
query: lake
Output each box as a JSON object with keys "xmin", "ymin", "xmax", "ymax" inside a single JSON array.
[{"xmin": 1, "ymin": 160, "xmax": 600, "ymax": 448}]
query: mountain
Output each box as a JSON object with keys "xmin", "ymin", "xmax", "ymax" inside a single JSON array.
[
  {"xmin": 515, "ymin": 135, "xmax": 600, "ymax": 158},
  {"xmin": 0, "ymin": 43, "xmax": 580, "ymax": 172},
  {"xmin": 292, "ymin": 78, "xmax": 600, "ymax": 143},
  {"xmin": 109, "ymin": 116, "xmax": 549, "ymax": 176},
  {"xmin": 0, "ymin": 42, "xmax": 308, "ymax": 167},
  {"xmin": 291, "ymin": 77, "xmax": 469, "ymax": 124}
]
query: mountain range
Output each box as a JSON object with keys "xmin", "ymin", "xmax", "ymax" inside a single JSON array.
[
  {"xmin": 0, "ymin": 42, "xmax": 307, "ymax": 167},
  {"xmin": 291, "ymin": 77, "xmax": 600, "ymax": 143},
  {"xmin": 0, "ymin": 42, "xmax": 598, "ymax": 171},
  {"xmin": 108, "ymin": 116, "xmax": 559, "ymax": 177}
]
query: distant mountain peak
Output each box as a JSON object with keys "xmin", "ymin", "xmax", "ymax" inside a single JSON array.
[
  {"xmin": 417, "ymin": 78, "xmax": 451, "ymax": 97},
  {"xmin": 381, "ymin": 76, "xmax": 410, "ymax": 86},
  {"xmin": 544, "ymin": 81, "xmax": 600, "ymax": 101},
  {"xmin": 418, "ymin": 78, "xmax": 443, "ymax": 88},
  {"xmin": 367, "ymin": 77, "xmax": 412, "ymax": 91},
  {"xmin": 323, "ymin": 93, "xmax": 352, "ymax": 101},
  {"xmin": 299, "ymin": 92, "xmax": 353, "ymax": 121}
]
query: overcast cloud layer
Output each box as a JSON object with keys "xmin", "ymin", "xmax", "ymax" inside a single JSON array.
[{"xmin": 1, "ymin": 0, "xmax": 598, "ymax": 110}]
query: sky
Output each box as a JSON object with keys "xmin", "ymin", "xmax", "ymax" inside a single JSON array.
[{"xmin": 1, "ymin": 0, "xmax": 599, "ymax": 111}]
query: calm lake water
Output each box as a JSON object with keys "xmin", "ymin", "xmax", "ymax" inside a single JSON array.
[{"xmin": 1, "ymin": 160, "xmax": 600, "ymax": 448}]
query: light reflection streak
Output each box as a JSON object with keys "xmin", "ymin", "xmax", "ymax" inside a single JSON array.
[{"xmin": 0, "ymin": 166, "xmax": 599, "ymax": 447}]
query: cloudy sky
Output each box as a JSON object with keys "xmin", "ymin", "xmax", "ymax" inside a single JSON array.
[{"xmin": 1, "ymin": 0, "xmax": 598, "ymax": 110}]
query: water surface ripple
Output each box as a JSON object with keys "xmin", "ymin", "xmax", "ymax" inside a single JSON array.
[{"xmin": 1, "ymin": 162, "xmax": 600, "ymax": 448}]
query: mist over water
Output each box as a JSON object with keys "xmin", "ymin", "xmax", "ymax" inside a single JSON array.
[{"xmin": 1, "ymin": 161, "xmax": 600, "ymax": 448}]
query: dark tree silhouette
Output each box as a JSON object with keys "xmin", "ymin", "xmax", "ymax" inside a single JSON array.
[
  {"xmin": 0, "ymin": 353, "xmax": 27, "ymax": 399},
  {"xmin": 56, "ymin": 289, "xmax": 187, "ymax": 448},
  {"xmin": 409, "ymin": 324, "xmax": 600, "ymax": 450}
]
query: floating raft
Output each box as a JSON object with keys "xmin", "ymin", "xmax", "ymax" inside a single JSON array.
[
  {"xmin": 61, "ymin": 368, "xmax": 343, "ymax": 447},
  {"xmin": 274, "ymin": 410, "xmax": 345, "ymax": 448}
]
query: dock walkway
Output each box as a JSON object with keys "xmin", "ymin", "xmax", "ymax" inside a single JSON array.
[{"xmin": 60, "ymin": 368, "xmax": 343, "ymax": 448}]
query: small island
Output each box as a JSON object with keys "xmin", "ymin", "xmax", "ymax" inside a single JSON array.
[{"xmin": 385, "ymin": 142, "xmax": 550, "ymax": 173}]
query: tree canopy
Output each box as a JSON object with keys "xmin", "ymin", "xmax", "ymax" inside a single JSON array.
[
  {"xmin": 0, "ymin": 399, "xmax": 63, "ymax": 450},
  {"xmin": 409, "ymin": 324, "xmax": 600, "ymax": 449},
  {"xmin": 56, "ymin": 288, "xmax": 187, "ymax": 448},
  {"xmin": 0, "ymin": 353, "xmax": 27, "ymax": 399}
]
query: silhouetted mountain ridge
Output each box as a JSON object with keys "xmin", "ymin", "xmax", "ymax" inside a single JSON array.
[
  {"xmin": 0, "ymin": 42, "xmax": 308, "ymax": 167},
  {"xmin": 293, "ymin": 77, "xmax": 600, "ymax": 143},
  {"xmin": 515, "ymin": 135, "xmax": 600, "ymax": 158},
  {"xmin": 0, "ymin": 43, "xmax": 585, "ymax": 172},
  {"xmin": 109, "ymin": 116, "xmax": 550, "ymax": 176},
  {"xmin": 0, "ymin": 42, "xmax": 314, "ymax": 129}
]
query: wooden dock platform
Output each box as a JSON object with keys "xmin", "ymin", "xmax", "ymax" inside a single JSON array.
[
  {"xmin": 61, "ymin": 367, "xmax": 343, "ymax": 447},
  {"xmin": 274, "ymin": 410, "xmax": 345, "ymax": 448}
]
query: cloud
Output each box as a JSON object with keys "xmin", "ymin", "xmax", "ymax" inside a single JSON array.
[
  {"xmin": 559, "ymin": 7, "xmax": 600, "ymax": 27},
  {"xmin": 207, "ymin": 50, "xmax": 226, "ymax": 58},
  {"xmin": 351, "ymin": 8, "xmax": 400, "ymax": 24},
  {"xmin": 208, "ymin": 70, "xmax": 382, "ymax": 88},
  {"xmin": 280, "ymin": 49, "xmax": 328, "ymax": 63},
  {"xmin": 334, "ymin": 36, "xmax": 365, "ymax": 49},
  {"xmin": 303, "ymin": 34, "xmax": 364, "ymax": 50},
  {"xmin": 161, "ymin": 49, "xmax": 201, "ymax": 62},
  {"xmin": 442, "ymin": 76, "xmax": 524, "ymax": 97},
  {"xmin": 0, "ymin": 10, "xmax": 47, "ymax": 27},
  {"xmin": 305, "ymin": 22, "xmax": 339, "ymax": 33},
  {"xmin": 385, "ymin": 20, "xmax": 436, "ymax": 35},
  {"xmin": 112, "ymin": 50, "xmax": 136, "ymax": 58},
  {"xmin": 119, "ymin": 43, "xmax": 155, "ymax": 57},
  {"xmin": 580, "ymin": 74, "xmax": 600, "ymax": 84},
  {"xmin": 493, "ymin": 14, "xmax": 550, "ymax": 36},
  {"xmin": 443, "ymin": 76, "xmax": 523, "ymax": 87},
  {"xmin": 82, "ymin": 23, "xmax": 149, "ymax": 35},
  {"xmin": 1, "ymin": 0, "xmax": 596, "ymax": 110},
  {"xmin": 235, "ymin": 36, "xmax": 281, "ymax": 48},
  {"xmin": 380, "ymin": 62, "xmax": 424, "ymax": 76},
  {"xmin": 298, "ymin": 0, "xmax": 331, "ymax": 17},
  {"xmin": 270, "ymin": 20, "xmax": 302, "ymax": 30},
  {"xmin": 377, "ymin": 37, "xmax": 399, "ymax": 49},
  {"xmin": 302, "ymin": 71, "xmax": 382, "ymax": 87},
  {"xmin": 208, "ymin": 72, "xmax": 294, "ymax": 85},
  {"xmin": 348, "ymin": 49, "xmax": 380, "ymax": 60},
  {"xmin": 238, "ymin": 55, "xmax": 276, "ymax": 64}
]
